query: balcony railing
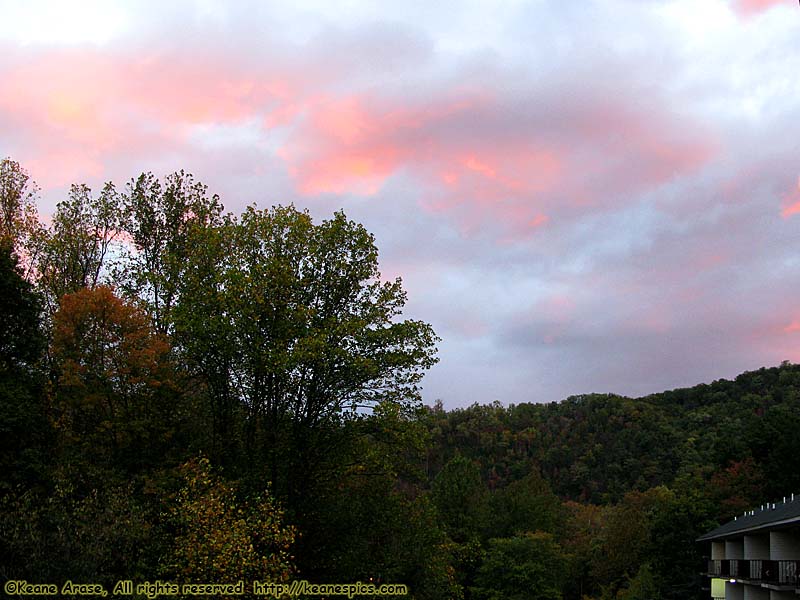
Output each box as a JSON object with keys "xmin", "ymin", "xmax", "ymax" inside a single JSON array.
[{"xmin": 707, "ymin": 560, "xmax": 800, "ymax": 585}]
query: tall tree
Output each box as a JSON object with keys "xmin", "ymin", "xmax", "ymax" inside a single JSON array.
[
  {"xmin": 174, "ymin": 205, "xmax": 439, "ymax": 497},
  {"xmin": 119, "ymin": 171, "xmax": 223, "ymax": 333},
  {"xmin": 0, "ymin": 241, "xmax": 44, "ymax": 371},
  {"xmin": 0, "ymin": 158, "xmax": 43, "ymax": 277},
  {"xmin": 0, "ymin": 240, "xmax": 47, "ymax": 492},
  {"xmin": 35, "ymin": 183, "xmax": 123, "ymax": 311}
]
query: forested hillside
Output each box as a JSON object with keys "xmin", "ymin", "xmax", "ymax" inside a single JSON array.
[
  {"xmin": 421, "ymin": 363, "xmax": 800, "ymax": 598},
  {"xmin": 2, "ymin": 157, "xmax": 798, "ymax": 600},
  {"xmin": 426, "ymin": 365, "xmax": 800, "ymax": 506}
]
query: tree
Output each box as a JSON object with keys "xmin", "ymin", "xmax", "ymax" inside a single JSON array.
[
  {"xmin": 0, "ymin": 240, "xmax": 47, "ymax": 492},
  {"xmin": 0, "ymin": 158, "xmax": 42, "ymax": 277},
  {"xmin": 51, "ymin": 286, "xmax": 186, "ymax": 477},
  {"xmin": 174, "ymin": 205, "xmax": 439, "ymax": 495},
  {"xmin": 471, "ymin": 532, "xmax": 567, "ymax": 600},
  {"xmin": 0, "ymin": 476, "xmax": 163, "ymax": 585},
  {"xmin": 118, "ymin": 171, "xmax": 223, "ymax": 334},
  {"xmin": 162, "ymin": 457, "xmax": 295, "ymax": 590},
  {"xmin": 431, "ymin": 455, "xmax": 490, "ymax": 543},
  {"xmin": 35, "ymin": 183, "xmax": 123, "ymax": 313},
  {"xmin": 646, "ymin": 483, "xmax": 716, "ymax": 600},
  {"xmin": 295, "ymin": 401, "xmax": 457, "ymax": 598},
  {"xmin": 489, "ymin": 469, "xmax": 564, "ymax": 539},
  {"xmin": 0, "ymin": 241, "xmax": 44, "ymax": 371},
  {"xmin": 590, "ymin": 487, "xmax": 675, "ymax": 594},
  {"xmin": 561, "ymin": 501, "xmax": 605, "ymax": 600}
]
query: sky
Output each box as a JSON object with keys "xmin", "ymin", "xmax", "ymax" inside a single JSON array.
[{"xmin": 1, "ymin": 0, "xmax": 799, "ymax": 408}]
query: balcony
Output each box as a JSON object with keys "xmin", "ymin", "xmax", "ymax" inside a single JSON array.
[{"xmin": 706, "ymin": 559, "xmax": 799, "ymax": 586}]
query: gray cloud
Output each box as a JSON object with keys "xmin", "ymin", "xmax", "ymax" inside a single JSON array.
[{"xmin": 1, "ymin": 0, "xmax": 799, "ymax": 407}]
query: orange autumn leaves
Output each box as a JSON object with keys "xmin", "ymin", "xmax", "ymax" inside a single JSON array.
[
  {"xmin": 50, "ymin": 286, "xmax": 297, "ymax": 589},
  {"xmin": 51, "ymin": 286, "xmax": 180, "ymax": 472}
]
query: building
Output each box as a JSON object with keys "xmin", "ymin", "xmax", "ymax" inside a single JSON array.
[{"xmin": 698, "ymin": 495, "xmax": 800, "ymax": 600}]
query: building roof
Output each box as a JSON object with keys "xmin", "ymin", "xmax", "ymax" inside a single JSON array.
[{"xmin": 697, "ymin": 495, "xmax": 800, "ymax": 541}]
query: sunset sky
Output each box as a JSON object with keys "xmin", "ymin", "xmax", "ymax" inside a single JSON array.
[{"xmin": 1, "ymin": 0, "xmax": 798, "ymax": 407}]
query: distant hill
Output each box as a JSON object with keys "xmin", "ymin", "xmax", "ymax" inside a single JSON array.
[{"xmin": 423, "ymin": 362, "xmax": 800, "ymax": 506}]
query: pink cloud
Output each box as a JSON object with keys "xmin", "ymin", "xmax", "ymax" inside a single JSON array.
[
  {"xmin": 0, "ymin": 32, "xmax": 716, "ymax": 239},
  {"xmin": 781, "ymin": 178, "xmax": 800, "ymax": 218},
  {"xmin": 0, "ymin": 43, "xmax": 305, "ymax": 187},
  {"xmin": 275, "ymin": 80, "xmax": 715, "ymax": 239},
  {"xmin": 557, "ymin": 99, "xmax": 718, "ymax": 205},
  {"xmin": 731, "ymin": 0, "xmax": 786, "ymax": 17},
  {"xmin": 783, "ymin": 202, "xmax": 800, "ymax": 218},
  {"xmin": 528, "ymin": 214, "xmax": 549, "ymax": 228}
]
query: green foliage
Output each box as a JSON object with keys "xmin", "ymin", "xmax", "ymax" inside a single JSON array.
[
  {"xmin": 119, "ymin": 170, "xmax": 224, "ymax": 333},
  {"xmin": 646, "ymin": 484, "xmax": 715, "ymax": 600},
  {"xmin": 296, "ymin": 402, "xmax": 455, "ymax": 599},
  {"xmin": 309, "ymin": 468, "xmax": 451, "ymax": 597},
  {"xmin": 747, "ymin": 401, "xmax": 800, "ymax": 497},
  {"xmin": 0, "ymin": 157, "xmax": 41, "ymax": 273},
  {"xmin": 0, "ymin": 475, "xmax": 163, "ymax": 585},
  {"xmin": 560, "ymin": 501, "xmax": 604, "ymax": 600},
  {"xmin": 614, "ymin": 564, "xmax": 660, "ymax": 600},
  {"xmin": 471, "ymin": 532, "xmax": 567, "ymax": 600},
  {"xmin": 426, "ymin": 394, "xmax": 682, "ymax": 503},
  {"xmin": 182, "ymin": 204, "xmax": 438, "ymax": 417},
  {"xmin": 33, "ymin": 182, "xmax": 123, "ymax": 312},
  {"xmin": 173, "ymin": 204, "xmax": 439, "ymax": 495},
  {"xmin": 589, "ymin": 488, "xmax": 670, "ymax": 587},
  {"xmin": 446, "ymin": 539, "xmax": 484, "ymax": 600},
  {"xmin": 489, "ymin": 468, "xmax": 564, "ymax": 538},
  {"xmin": 432, "ymin": 455, "xmax": 490, "ymax": 543},
  {"xmin": 0, "ymin": 240, "xmax": 47, "ymax": 492}
]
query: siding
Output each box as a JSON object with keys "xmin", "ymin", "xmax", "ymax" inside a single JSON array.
[
  {"xmin": 743, "ymin": 585, "xmax": 769, "ymax": 600},
  {"xmin": 769, "ymin": 529, "xmax": 800, "ymax": 560},
  {"xmin": 712, "ymin": 541, "xmax": 725, "ymax": 560},
  {"xmin": 726, "ymin": 581, "xmax": 744, "ymax": 600},
  {"xmin": 726, "ymin": 539, "xmax": 745, "ymax": 559},
  {"xmin": 744, "ymin": 534, "xmax": 770, "ymax": 559}
]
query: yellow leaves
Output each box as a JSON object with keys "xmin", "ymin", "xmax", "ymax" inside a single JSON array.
[{"xmin": 164, "ymin": 457, "xmax": 296, "ymax": 591}]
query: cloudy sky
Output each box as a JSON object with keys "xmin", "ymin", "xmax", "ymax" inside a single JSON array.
[{"xmin": 1, "ymin": 0, "xmax": 799, "ymax": 407}]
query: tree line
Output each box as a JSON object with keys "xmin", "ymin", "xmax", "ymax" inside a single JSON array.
[{"xmin": 2, "ymin": 156, "xmax": 798, "ymax": 599}]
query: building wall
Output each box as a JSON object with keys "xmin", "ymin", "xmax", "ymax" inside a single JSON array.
[
  {"xmin": 769, "ymin": 528, "xmax": 800, "ymax": 560},
  {"xmin": 769, "ymin": 591, "xmax": 795, "ymax": 600},
  {"xmin": 743, "ymin": 584, "xmax": 769, "ymax": 600},
  {"xmin": 726, "ymin": 538, "xmax": 745, "ymax": 559},
  {"xmin": 744, "ymin": 534, "xmax": 770, "ymax": 559},
  {"xmin": 726, "ymin": 581, "xmax": 744, "ymax": 600},
  {"xmin": 712, "ymin": 541, "xmax": 726, "ymax": 560}
]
